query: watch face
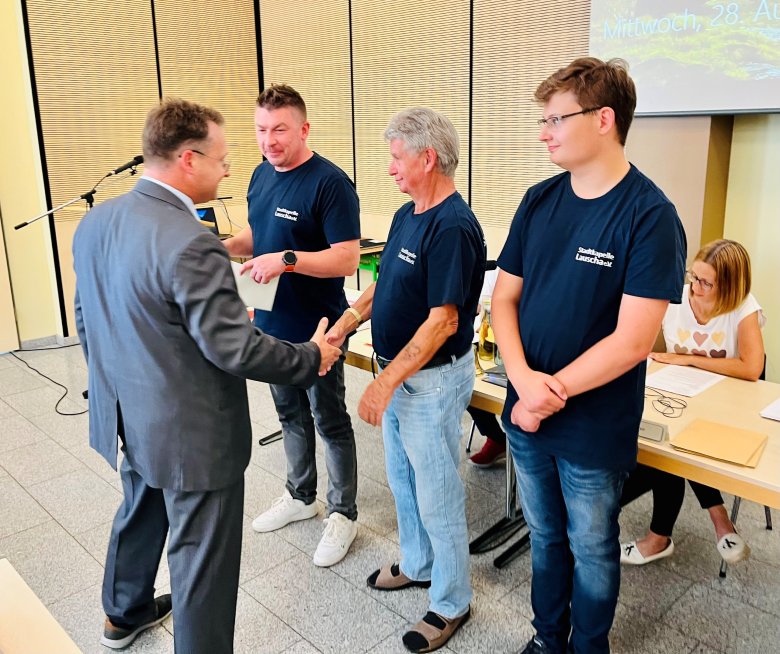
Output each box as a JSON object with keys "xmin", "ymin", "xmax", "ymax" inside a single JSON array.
[{"xmin": 283, "ymin": 251, "xmax": 297, "ymax": 265}]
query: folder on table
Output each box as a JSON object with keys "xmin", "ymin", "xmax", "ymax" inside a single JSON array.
[{"xmin": 669, "ymin": 419, "xmax": 768, "ymax": 467}]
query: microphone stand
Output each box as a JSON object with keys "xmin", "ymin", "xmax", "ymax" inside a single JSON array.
[{"xmin": 14, "ymin": 165, "xmax": 141, "ymax": 231}]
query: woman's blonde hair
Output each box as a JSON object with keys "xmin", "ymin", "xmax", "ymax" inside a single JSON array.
[{"xmin": 693, "ymin": 239, "xmax": 752, "ymax": 316}]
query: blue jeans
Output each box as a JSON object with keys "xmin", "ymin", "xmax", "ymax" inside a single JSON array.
[
  {"xmin": 504, "ymin": 423, "xmax": 627, "ymax": 654},
  {"xmin": 270, "ymin": 347, "xmax": 357, "ymax": 520},
  {"xmin": 382, "ymin": 352, "xmax": 474, "ymax": 619}
]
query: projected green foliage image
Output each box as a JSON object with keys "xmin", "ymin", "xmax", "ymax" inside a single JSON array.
[{"xmin": 590, "ymin": 0, "xmax": 780, "ymax": 112}]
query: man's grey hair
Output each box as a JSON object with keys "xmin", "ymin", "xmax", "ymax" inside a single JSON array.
[{"xmin": 384, "ymin": 108, "xmax": 460, "ymax": 178}]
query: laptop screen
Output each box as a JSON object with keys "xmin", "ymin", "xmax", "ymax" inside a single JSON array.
[{"xmin": 196, "ymin": 207, "xmax": 218, "ymax": 234}]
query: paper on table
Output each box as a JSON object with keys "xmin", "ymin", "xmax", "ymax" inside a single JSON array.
[
  {"xmin": 645, "ymin": 364, "xmax": 724, "ymax": 397},
  {"xmin": 670, "ymin": 419, "xmax": 768, "ymax": 467},
  {"xmin": 231, "ymin": 262, "xmax": 279, "ymax": 312},
  {"xmin": 760, "ymin": 397, "xmax": 780, "ymax": 422}
]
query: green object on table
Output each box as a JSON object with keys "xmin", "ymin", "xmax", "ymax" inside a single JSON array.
[{"xmin": 358, "ymin": 252, "xmax": 381, "ymax": 281}]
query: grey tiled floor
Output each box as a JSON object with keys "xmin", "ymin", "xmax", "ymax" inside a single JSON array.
[{"xmin": 1, "ymin": 347, "xmax": 778, "ymax": 653}]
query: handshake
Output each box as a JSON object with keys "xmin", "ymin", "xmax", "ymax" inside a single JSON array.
[{"xmin": 309, "ymin": 318, "xmax": 342, "ymax": 376}]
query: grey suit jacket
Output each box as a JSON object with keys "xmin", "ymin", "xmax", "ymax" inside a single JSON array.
[{"xmin": 73, "ymin": 178, "xmax": 320, "ymax": 491}]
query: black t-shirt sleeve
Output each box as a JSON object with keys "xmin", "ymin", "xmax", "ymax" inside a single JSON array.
[
  {"xmin": 318, "ymin": 175, "xmax": 361, "ymax": 245},
  {"xmin": 425, "ymin": 225, "xmax": 480, "ymax": 309},
  {"xmin": 497, "ymin": 192, "xmax": 531, "ymax": 278},
  {"xmin": 623, "ymin": 201, "xmax": 687, "ymax": 302}
]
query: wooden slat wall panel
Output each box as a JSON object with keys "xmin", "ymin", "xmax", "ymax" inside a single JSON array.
[
  {"xmin": 25, "ymin": 0, "xmax": 159, "ymax": 212},
  {"xmin": 352, "ymin": 0, "xmax": 470, "ymax": 236},
  {"xmin": 154, "ymin": 0, "xmax": 259, "ymax": 203},
  {"xmin": 472, "ymin": 1, "xmax": 589, "ymax": 232},
  {"xmin": 259, "ymin": 1, "xmax": 354, "ymax": 181},
  {"xmin": 25, "ymin": 0, "xmax": 160, "ymax": 336}
]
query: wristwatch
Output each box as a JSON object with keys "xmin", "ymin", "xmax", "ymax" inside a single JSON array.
[{"xmin": 282, "ymin": 250, "xmax": 297, "ymax": 272}]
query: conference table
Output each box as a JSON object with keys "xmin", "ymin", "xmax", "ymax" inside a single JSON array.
[{"xmin": 345, "ymin": 330, "xmax": 780, "ymax": 568}]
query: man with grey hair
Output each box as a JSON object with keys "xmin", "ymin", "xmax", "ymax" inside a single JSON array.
[{"xmin": 326, "ymin": 107, "xmax": 486, "ymax": 653}]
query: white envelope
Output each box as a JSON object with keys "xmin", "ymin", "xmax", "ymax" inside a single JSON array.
[{"xmin": 231, "ymin": 261, "xmax": 279, "ymax": 312}]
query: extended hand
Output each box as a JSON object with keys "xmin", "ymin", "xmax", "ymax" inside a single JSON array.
[
  {"xmin": 310, "ymin": 318, "xmax": 340, "ymax": 376},
  {"xmin": 358, "ymin": 378, "xmax": 393, "ymax": 426},
  {"xmin": 325, "ymin": 323, "xmax": 348, "ymax": 349},
  {"xmin": 240, "ymin": 252, "xmax": 285, "ymax": 284}
]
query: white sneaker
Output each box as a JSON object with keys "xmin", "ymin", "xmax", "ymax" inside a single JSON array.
[
  {"xmin": 312, "ymin": 512, "xmax": 357, "ymax": 567},
  {"xmin": 252, "ymin": 490, "xmax": 318, "ymax": 533},
  {"xmin": 717, "ymin": 532, "xmax": 750, "ymax": 563}
]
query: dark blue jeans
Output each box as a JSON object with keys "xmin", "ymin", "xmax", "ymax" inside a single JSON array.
[
  {"xmin": 270, "ymin": 351, "xmax": 357, "ymax": 520},
  {"xmin": 504, "ymin": 422, "xmax": 627, "ymax": 654}
]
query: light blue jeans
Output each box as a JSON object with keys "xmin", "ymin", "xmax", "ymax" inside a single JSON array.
[
  {"xmin": 381, "ymin": 352, "xmax": 474, "ymax": 619},
  {"xmin": 505, "ymin": 424, "xmax": 627, "ymax": 654}
]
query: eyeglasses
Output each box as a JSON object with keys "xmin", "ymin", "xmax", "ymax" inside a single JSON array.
[
  {"xmin": 686, "ymin": 270, "xmax": 715, "ymax": 291},
  {"xmin": 191, "ymin": 149, "xmax": 231, "ymax": 171},
  {"xmin": 537, "ymin": 107, "xmax": 602, "ymax": 129}
]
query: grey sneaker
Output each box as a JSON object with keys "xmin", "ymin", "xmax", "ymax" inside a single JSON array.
[
  {"xmin": 252, "ymin": 490, "xmax": 319, "ymax": 533},
  {"xmin": 100, "ymin": 594, "xmax": 172, "ymax": 650}
]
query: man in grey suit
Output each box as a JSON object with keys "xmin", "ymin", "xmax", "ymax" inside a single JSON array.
[{"xmin": 73, "ymin": 98, "xmax": 340, "ymax": 653}]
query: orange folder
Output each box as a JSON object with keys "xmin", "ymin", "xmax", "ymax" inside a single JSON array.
[{"xmin": 670, "ymin": 419, "xmax": 768, "ymax": 468}]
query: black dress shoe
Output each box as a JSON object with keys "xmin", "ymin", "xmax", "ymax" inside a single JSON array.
[
  {"xmin": 519, "ymin": 636, "xmax": 553, "ymax": 654},
  {"xmin": 100, "ymin": 594, "xmax": 172, "ymax": 650}
]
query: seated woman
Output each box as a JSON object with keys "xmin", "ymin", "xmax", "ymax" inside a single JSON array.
[{"xmin": 620, "ymin": 239, "xmax": 766, "ymax": 565}]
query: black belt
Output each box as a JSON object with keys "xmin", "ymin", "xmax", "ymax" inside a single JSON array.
[{"xmin": 376, "ymin": 349, "xmax": 469, "ymax": 370}]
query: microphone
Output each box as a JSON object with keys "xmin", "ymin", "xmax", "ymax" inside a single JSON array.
[
  {"xmin": 107, "ymin": 155, "xmax": 143, "ymax": 176},
  {"xmin": 217, "ymin": 196, "xmax": 233, "ymax": 200}
]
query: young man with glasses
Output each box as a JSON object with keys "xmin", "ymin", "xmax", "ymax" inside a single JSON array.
[{"xmin": 492, "ymin": 58, "xmax": 687, "ymax": 653}]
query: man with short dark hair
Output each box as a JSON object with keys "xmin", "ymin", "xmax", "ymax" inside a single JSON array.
[
  {"xmin": 326, "ymin": 107, "xmax": 485, "ymax": 653},
  {"xmin": 225, "ymin": 84, "xmax": 361, "ymax": 567},
  {"xmin": 492, "ymin": 58, "xmax": 687, "ymax": 653},
  {"xmin": 74, "ymin": 97, "xmax": 339, "ymax": 653}
]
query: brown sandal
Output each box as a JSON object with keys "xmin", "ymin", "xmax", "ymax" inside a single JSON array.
[
  {"xmin": 402, "ymin": 607, "xmax": 471, "ymax": 652},
  {"xmin": 366, "ymin": 563, "xmax": 431, "ymax": 591}
]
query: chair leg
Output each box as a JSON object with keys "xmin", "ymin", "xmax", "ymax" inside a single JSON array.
[
  {"xmin": 465, "ymin": 420, "xmax": 476, "ymax": 453},
  {"xmin": 766, "ymin": 506, "xmax": 773, "ymax": 531},
  {"xmin": 719, "ymin": 496, "xmax": 742, "ymax": 578}
]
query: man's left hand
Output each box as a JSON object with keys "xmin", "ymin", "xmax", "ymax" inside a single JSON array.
[
  {"xmin": 358, "ymin": 378, "xmax": 393, "ymax": 426},
  {"xmin": 240, "ymin": 252, "xmax": 286, "ymax": 284},
  {"xmin": 510, "ymin": 400, "xmax": 545, "ymax": 433}
]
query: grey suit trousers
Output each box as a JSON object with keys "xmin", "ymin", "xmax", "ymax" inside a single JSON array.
[{"xmin": 103, "ymin": 455, "xmax": 244, "ymax": 654}]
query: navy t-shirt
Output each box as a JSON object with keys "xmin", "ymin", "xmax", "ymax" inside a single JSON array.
[
  {"xmin": 247, "ymin": 153, "xmax": 360, "ymax": 343},
  {"xmin": 497, "ymin": 165, "xmax": 686, "ymax": 470},
  {"xmin": 372, "ymin": 191, "xmax": 486, "ymax": 361}
]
